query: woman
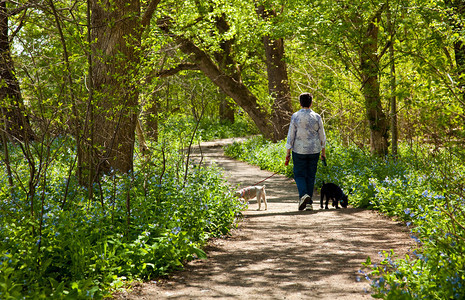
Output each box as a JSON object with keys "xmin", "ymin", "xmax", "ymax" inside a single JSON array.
[{"xmin": 285, "ymin": 92, "xmax": 326, "ymax": 211}]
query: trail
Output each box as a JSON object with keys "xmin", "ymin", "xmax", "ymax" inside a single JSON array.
[{"xmin": 115, "ymin": 139, "xmax": 415, "ymax": 299}]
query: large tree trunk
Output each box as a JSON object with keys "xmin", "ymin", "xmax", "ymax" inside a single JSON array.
[
  {"xmin": 360, "ymin": 15, "xmax": 389, "ymax": 156},
  {"xmin": 262, "ymin": 33, "xmax": 292, "ymax": 139},
  {"xmin": 0, "ymin": 1, "xmax": 35, "ymax": 142},
  {"xmin": 257, "ymin": 5, "xmax": 293, "ymax": 140},
  {"xmin": 454, "ymin": 40, "xmax": 465, "ymax": 105},
  {"xmin": 449, "ymin": 0, "xmax": 465, "ymax": 108},
  {"xmin": 82, "ymin": 0, "xmax": 141, "ymax": 181}
]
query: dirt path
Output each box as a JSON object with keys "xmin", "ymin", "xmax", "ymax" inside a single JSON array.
[{"xmin": 116, "ymin": 139, "xmax": 415, "ymax": 299}]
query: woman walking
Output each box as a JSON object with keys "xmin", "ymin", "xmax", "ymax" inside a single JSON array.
[{"xmin": 285, "ymin": 93, "xmax": 326, "ymax": 211}]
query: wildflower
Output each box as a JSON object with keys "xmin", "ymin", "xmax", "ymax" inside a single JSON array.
[
  {"xmin": 410, "ymin": 235, "xmax": 421, "ymax": 243},
  {"xmin": 418, "ymin": 214, "xmax": 427, "ymax": 220},
  {"xmin": 172, "ymin": 226, "xmax": 181, "ymax": 235},
  {"xmin": 404, "ymin": 208, "xmax": 415, "ymax": 218}
]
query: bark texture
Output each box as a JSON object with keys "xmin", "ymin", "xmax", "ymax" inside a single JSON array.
[
  {"xmin": 0, "ymin": 1, "xmax": 34, "ymax": 142},
  {"xmin": 83, "ymin": 0, "xmax": 142, "ymax": 180},
  {"xmin": 257, "ymin": 5, "xmax": 293, "ymax": 140},
  {"xmin": 360, "ymin": 12, "xmax": 389, "ymax": 156},
  {"xmin": 448, "ymin": 1, "xmax": 465, "ymax": 109}
]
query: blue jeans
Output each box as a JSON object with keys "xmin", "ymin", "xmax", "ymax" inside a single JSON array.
[{"xmin": 292, "ymin": 152, "xmax": 320, "ymax": 200}]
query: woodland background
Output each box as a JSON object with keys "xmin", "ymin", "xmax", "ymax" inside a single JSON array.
[{"xmin": 0, "ymin": 0, "xmax": 464, "ymax": 298}]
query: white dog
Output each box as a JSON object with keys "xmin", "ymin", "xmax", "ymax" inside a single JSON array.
[{"xmin": 235, "ymin": 185, "xmax": 267, "ymax": 210}]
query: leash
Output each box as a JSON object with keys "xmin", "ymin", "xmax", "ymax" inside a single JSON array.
[
  {"xmin": 242, "ymin": 155, "xmax": 325, "ymax": 189},
  {"xmin": 240, "ymin": 170, "xmax": 279, "ymax": 190},
  {"xmin": 251, "ymin": 172, "xmax": 278, "ymax": 186},
  {"xmin": 242, "ymin": 157, "xmax": 289, "ymax": 188}
]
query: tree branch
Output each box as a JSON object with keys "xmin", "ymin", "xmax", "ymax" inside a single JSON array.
[
  {"xmin": 156, "ymin": 63, "xmax": 200, "ymax": 77},
  {"xmin": 141, "ymin": 0, "xmax": 161, "ymax": 31}
]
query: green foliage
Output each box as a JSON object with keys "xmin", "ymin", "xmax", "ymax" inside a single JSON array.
[
  {"xmin": 0, "ymin": 120, "xmax": 247, "ymax": 298},
  {"xmin": 224, "ymin": 133, "xmax": 465, "ymax": 299}
]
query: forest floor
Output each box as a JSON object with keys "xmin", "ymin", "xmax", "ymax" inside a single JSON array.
[{"xmin": 114, "ymin": 138, "xmax": 416, "ymax": 299}]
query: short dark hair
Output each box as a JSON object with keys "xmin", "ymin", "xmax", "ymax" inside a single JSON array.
[{"xmin": 299, "ymin": 93, "xmax": 313, "ymax": 107}]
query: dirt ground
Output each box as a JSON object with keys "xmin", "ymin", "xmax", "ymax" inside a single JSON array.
[{"xmin": 114, "ymin": 139, "xmax": 416, "ymax": 299}]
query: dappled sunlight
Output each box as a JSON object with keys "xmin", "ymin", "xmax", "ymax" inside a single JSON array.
[{"xmin": 126, "ymin": 144, "xmax": 414, "ymax": 299}]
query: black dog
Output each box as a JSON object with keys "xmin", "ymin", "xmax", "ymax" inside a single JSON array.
[{"xmin": 320, "ymin": 182, "xmax": 349, "ymax": 209}]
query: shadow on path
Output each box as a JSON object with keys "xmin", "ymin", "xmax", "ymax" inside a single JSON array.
[{"xmin": 116, "ymin": 140, "xmax": 415, "ymax": 300}]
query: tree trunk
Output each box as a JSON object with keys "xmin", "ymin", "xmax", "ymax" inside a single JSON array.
[
  {"xmin": 143, "ymin": 94, "xmax": 159, "ymax": 141},
  {"xmin": 0, "ymin": 1, "xmax": 35, "ymax": 142},
  {"xmin": 454, "ymin": 40, "xmax": 465, "ymax": 105},
  {"xmin": 257, "ymin": 5, "xmax": 293, "ymax": 140},
  {"xmin": 82, "ymin": 0, "xmax": 141, "ymax": 181},
  {"xmin": 360, "ymin": 15, "xmax": 389, "ymax": 156},
  {"xmin": 446, "ymin": 1, "xmax": 465, "ymax": 114},
  {"xmin": 136, "ymin": 118, "xmax": 148, "ymax": 155},
  {"xmin": 387, "ymin": 1, "xmax": 398, "ymax": 158},
  {"xmin": 218, "ymin": 93, "xmax": 235, "ymax": 123},
  {"xmin": 263, "ymin": 35, "xmax": 292, "ymax": 139}
]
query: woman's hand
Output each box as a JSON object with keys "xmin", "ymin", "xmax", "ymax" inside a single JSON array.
[{"xmin": 285, "ymin": 151, "xmax": 291, "ymax": 166}]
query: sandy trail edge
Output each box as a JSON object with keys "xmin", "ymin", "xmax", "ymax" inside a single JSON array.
[{"xmin": 114, "ymin": 138, "xmax": 415, "ymax": 299}]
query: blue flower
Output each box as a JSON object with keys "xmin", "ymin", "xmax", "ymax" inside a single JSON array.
[{"xmin": 410, "ymin": 235, "xmax": 421, "ymax": 243}]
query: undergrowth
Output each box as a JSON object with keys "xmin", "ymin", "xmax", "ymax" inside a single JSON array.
[{"xmin": 0, "ymin": 117, "xmax": 253, "ymax": 299}]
